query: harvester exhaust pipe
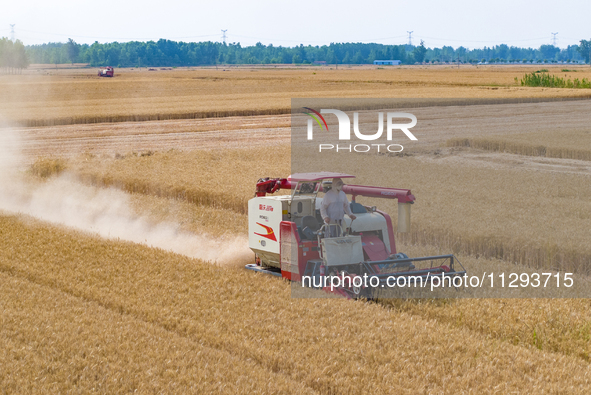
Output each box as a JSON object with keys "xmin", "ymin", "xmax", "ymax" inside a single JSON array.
[{"xmin": 397, "ymin": 202, "xmax": 411, "ymax": 233}]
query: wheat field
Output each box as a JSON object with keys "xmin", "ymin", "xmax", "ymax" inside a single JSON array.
[
  {"xmin": 2, "ymin": 65, "xmax": 591, "ymax": 392},
  {"xmin": 22, "ymin": 140, "xmax": 591, "ymax": 364},
  {"xmin": 2, "ymin": 213, "xmax": 591, "ymax": 393},
  {"xmin": 2, "ymin": 65, "xmax": 591, "ymax": 127},
  {"xmin": 13, "ymin": 171, "xmax": 591, "ymax": 359}
]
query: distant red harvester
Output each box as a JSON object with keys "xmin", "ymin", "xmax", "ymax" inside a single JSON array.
[{"xmin": 98, "ymin": 66, "xmax": 114, "ymax": 77}]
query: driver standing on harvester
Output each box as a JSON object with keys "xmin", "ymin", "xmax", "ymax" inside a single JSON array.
[{"xmin": 320, "ymin": 178, "xmax": 356, "ymax": 237}]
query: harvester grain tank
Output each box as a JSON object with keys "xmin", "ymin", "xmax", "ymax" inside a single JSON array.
[{"xmin": 247, "ymin": 172, "xmax": 465, "ymax": 298}]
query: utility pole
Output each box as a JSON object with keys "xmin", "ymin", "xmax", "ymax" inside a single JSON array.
[
  {"xmin": 10, "ymin": 24, "xmax": 15, "ymax": 42},
  {"xmin": 551, "ymin": 32, "xmax": 558, "ymax": 47},
  {"xmin": 407, "ymin": 31, "xmax": 413, "ymax": 46},
  {"xmin": 221, "ymin": 29, "xmax": 227, "ymax": 45}
]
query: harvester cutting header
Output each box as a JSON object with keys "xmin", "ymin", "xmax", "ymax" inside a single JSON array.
[{"xmin": 247, "ymin": 172, "xmax": 465, "ymax": 298}]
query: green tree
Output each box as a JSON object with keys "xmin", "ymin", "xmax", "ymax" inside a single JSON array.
[
  {"xmin": 66, "ymin": 38, "xmax": 80, "ymax": 64},
  {"xmin": 0, "ymin": 38, "xmax": 9, "ymax": 71},
  {"xmin": 13, "ymin": 40, "xmax": 29, "ymax": 71},
  {"xmin": 0, "ymin": 38, "xmax": 29, "ymax": 73},
  {"xmin": 352, "ymin": 50, "xmax": 363, "ymax": 64},
  {"xmin": 496, "ymin": 44, "xmax": 509, "ymax": 60},
  {"xmin": 326, "ymin": 49, "xmax": 336, "ymax": 64},
  {"xmin": 342, "ymin": 51, "xmax": 351, "ymax": 64},
  {"xmin": 577, "ymin": 40, "xmax": 591, "ymax": 63},
  {"xmin": 539, "ymin": 45, "xmax": 560, "ymax": 61},
  {"xmin": 413, "ymin": 40, "xmax": 427, "ymax": 63}
]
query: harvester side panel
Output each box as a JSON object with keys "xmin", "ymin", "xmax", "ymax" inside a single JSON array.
[
  {"xmin": 280, "ymin": 221, "xmax": 297, "ymax": 280},
  {"xmin": 280, "ymin": 221, "xmax": 320, "ymax": 281},
  {"xmin": 248, "ymin": 197, "xmax": 287, "ymax": 268}
]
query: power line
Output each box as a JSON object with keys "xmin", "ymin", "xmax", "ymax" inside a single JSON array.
[
  {"xmin": 7, "ymin": 27, "xmax": 582, "ymax": 49},
  {"xmin": 16, "ymin": 28, "xmax": 219, "ymax": 41},
  {"xmin": 231, "ymin": 33, "xmax": 407, "ymax": 45},
  {"xmin": 418, "ymin": 35, "xmax": 554, "ymax": 45}
]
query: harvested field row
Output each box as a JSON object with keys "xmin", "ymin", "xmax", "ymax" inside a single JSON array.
[
  {"xmin": 18, "ymin": 114, "xmax": 291, "ymax": 140},
  {"xmin": 446, "ymin": 130, "xmax": 591, "ymax": 161},
  {"xmin": 9, "ymin": 100, "xmax": 591, "ymax": 160},
  {"xmin": 3, "ymin": 66, "xmax": 591, "ymax": 127},
  {"xmin": 2, "ymin": 213, "xmax": 591, "ymax": 393},
  {"xmin": 6, "ymin": 114, "xmax": 291, "ymax": 158}
]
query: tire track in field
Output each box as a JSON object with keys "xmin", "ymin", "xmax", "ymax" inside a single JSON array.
[{"xmin": 6, "ymin": 114, "xmax": 289, "ymax": 158}]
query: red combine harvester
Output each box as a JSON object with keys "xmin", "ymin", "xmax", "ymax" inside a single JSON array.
[
  {"xmin": 98, "ymin": 66, "xmax": 114, "ymax": 77},
  {"xmin": 247, "ymin": 172, "xmax": 465, "ymax": 298}
]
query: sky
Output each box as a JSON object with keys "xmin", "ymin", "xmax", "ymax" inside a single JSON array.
[{"xmin": 1, "ymin": 0, "xmax": 589, "ymax": 49}]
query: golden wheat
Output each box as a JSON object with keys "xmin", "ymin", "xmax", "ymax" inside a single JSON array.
[
  {"xmin": 2, "ymin": 213, "xmax": 591, "ymax": 393},
  {"xmin": 15, "ymin": 175, "xmax": 591, "ymax": 364},
  {"xmin": 0, "ymin": 271, "xmax": 306, "ymax": 394},
  {"xmin": 378, "ymin": 243, "xmax": 591, "ymax": 361},
  {"xmin": 66, "ymin": 147, "xmax": 291, "ymax": 214},
  {"xmin": 3, "ymin": 66, "xmax": 591, "ymax": 127},
  {"xmin": 28, "ymin": 157, "xmax": 67, "ymax": 178},
  {"xmin": 63, "ymin": 145, "xmax": 591, "ymax": 273},
  {"xmin": 446, "ymin": 130, "xmax": 591, "ymax": 161}
]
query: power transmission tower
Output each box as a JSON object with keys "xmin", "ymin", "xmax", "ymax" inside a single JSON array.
[
  {"xmin": 551, "ymin": 32, "xmax": 558, "ymax": 46},
  {"xmin": 407, "ymin": 31, "xmax": 413, "ymax": 46},
  {"xmin": 221, "ymin": 29, "xmax": 227, "ymax": 45},
  {"xmin": 10, "ymin": 24, "xmax": 15, "ymax": 42}
]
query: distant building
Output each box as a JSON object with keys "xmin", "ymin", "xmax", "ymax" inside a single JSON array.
[
  {"xmin": 373, "ymin": 60, "xmax": 401, "ymax": 65},
  {"xmin": 313, "ymin": 61, "xmax": 327, "ymax": 65}
]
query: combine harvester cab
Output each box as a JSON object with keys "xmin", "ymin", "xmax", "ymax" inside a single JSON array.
[{"xmin": 247, "ymin": 172, "xmax": 465, "ymax": 298}]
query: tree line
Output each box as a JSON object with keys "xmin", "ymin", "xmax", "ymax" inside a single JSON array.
[
  {"xmin": 0, "ymin": 38, "xmax": 29, "ymax": 73},
  {"xmin": 8, "ymin": 38, "xmax": 591, "ymax": 68}
]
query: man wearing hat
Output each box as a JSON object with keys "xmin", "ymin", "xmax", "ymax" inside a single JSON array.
[{"xmin": 320, "ymin": 178, "xmax": 356, "ymax": 237}]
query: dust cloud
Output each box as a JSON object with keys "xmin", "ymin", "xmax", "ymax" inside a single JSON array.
[{"xmin": 0, "ymin": 126, "xmax": 250, "ymax": 266}]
